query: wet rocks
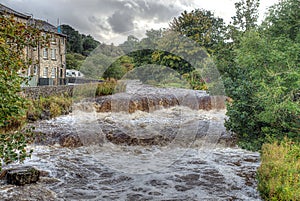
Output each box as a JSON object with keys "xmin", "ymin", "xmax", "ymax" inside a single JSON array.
[
  {"xmin": 94, "ymin": 94, "xmax": 226, "ymax": 113},
  {"xmin": 5, "ymin": 166, "xmax": 40, "ymax": 186},
  {"xmin": 59, "ymin": 133, "xmax": 84, "ymax": 148},
  {"xmin": 106, "ymin": 132, "xmax": 172, "ymax": 146},
  {"xmin": 91, "ymin": 81, "xmax": 226, "ymax": 114},
  {"xmin": 33, "ymin": 120, "xmax": 104, "ymax": 148},
  {"xmin": 34, "ymin": 130, "xmax": 83, "ymax": 148},
  {"xmin": 175, "ymin": 185, "xmax": 194, "ymax": 192}
]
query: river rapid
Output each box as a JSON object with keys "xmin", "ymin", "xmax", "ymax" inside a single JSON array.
[{"xmin": 0, "ymin": 83, "xmax": 261, "ymax": 201}]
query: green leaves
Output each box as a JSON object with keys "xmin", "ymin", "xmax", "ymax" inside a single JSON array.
[
  {"xmin": 61, "ymin": 24, "xmax": 100, "ymax": 56},
  {"xmin": 170, "ymin": 9, "xmax": 226, "ymax": 54},
  {"xmin": 0, "ymin": 15, "xmax": 42, "ymax": 170},
  {"xmin": 224, "ymin": 0, "xmax": 300, "ymax": 150},
  {"xmin": 0, "ymin": 129, "xmax": 35, "ymax": 171}
]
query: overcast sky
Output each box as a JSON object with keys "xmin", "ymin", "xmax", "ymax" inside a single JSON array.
[{"xmin": 2, "ymin": 0, "xmax": 279, "ymax": 44}]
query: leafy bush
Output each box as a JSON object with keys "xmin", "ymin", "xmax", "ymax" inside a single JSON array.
[
  {"xmin": 27, "ymin": 95, "xmax": 72, "ymax": 121},
  {"xmin": 0, "ymin": 15, "xmax": 43, "ymax": 170},
  {"xmin": 103, "ymin": 64, "xmax": 127, "ymax": 80},
  {"xmin": 258, "ymin": 138, "xmax": 300, "ymax": 200},
  {"xmin": 224, "ymin": 0, "xmax": 300, "ymax": 150},
  {"xmin": 182, "ymin": 71, "xmax": 208, "ymax": 90},
  {"xmin": 96, "ymin": 79, "xmax": 118, "ymax": 96}
]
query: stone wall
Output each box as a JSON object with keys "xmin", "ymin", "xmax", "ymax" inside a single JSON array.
[{"xmin": 22, "ymin": 85, "xmax": 74, "ymax": 99}]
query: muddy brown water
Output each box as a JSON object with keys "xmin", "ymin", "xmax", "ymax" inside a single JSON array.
[{"xmin": 0, "ymin": 83, "xmax": 261, "ymax": 200}]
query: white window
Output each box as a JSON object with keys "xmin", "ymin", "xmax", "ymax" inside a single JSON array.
[
  {"xmin": 51, "ymin": 35, "xmax": 56, "ymax": 44},
  {"xmin": 51, "ymin": 48, "xmax": 56, "ymax": 60},
  {"xmin": 51, "ymin": 67, "xmax": 56, "ymax": 78},
  {"xmin": 43, "ymin": 48, "xmax": 48, "ymax": 59},
  {"xmin": 43, "ymin": 67, "xmax": 48, "ymax": 78}
]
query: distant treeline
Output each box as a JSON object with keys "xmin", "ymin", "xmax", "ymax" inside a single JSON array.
[{"xmin": 60, "ymin": 24, "xmax": 100, "ymax": 56}]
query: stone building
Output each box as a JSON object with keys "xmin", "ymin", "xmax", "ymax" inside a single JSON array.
[{"xmin": 0, "ymin": 3, "xmax": 67, "ymax": 86}]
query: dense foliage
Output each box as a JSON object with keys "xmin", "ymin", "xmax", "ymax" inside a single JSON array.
[
  {"xmin": 258, "ymin": 138, "xmax": 300, "ymax": 200},
  {"xmin": 60, "ymin": 24, "xmax": 100, "ymax": 56},
  {"xmin": 115, "ymin": 10, "xmax": 227, "ymax": 90},
  {"xmin": 27, "ymin": 95, "xmax": 72, "ymax": 121},
  {"xmin": 224, "ymin": 0, "xmax": 300, "ymax": 150},
  {"xmin": 0, "ymin": 15, "xmax": 42, "ymax": 170},
  {"xmin": 60, "ymin": 24, "xmax": 100, "ymax": 70}
]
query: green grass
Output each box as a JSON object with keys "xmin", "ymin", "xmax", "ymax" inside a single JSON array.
[
  {"xmin": 257, "ymin": 138, "xmax": 300, "ymax": 200},
  {"xmin": 27, "ymin": 95, "xmax": 72, "ymax": 121}
]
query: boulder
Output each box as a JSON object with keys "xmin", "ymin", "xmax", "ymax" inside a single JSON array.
[
  {"xmin": 106, "ymin": 132, "xmax": 172, "ymax": 146},
  {"xmin": 58, "ymin": 133, "xmax": 83, "ymax": 148},
  {"xmin": 6, "ymin": 166, "xmax": 40, "ymax": 186}
]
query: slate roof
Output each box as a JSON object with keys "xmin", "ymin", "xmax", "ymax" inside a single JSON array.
[
  {"xmin": 0, "ymin": 3, "xmax": 30, "ymax": 19},
  {"xmin": 0, "ymin": 3, "xmax": 66, "ymax": 37},
  {"xmin": 32, "ymin": 19, "xmax": 58, "ymax": 33}
]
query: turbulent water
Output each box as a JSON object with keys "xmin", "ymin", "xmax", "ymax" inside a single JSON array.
[
  {"xmin": 0, "ymin": 83, "xmax": 261, "ymax": 200},
  {"xmin": 0, "ymin": 107, "xmax": 261, "ymax": 201}
]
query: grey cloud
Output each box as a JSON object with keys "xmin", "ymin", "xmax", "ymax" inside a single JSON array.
[
  {"xmin": 1, "ymin": 0, "xmax": 185, "ymax": 43},
  {"xmin": 88, "ymin": 16, "xmax": 110, "ymax": 31},
  {"xmin": 106, "ymin": 0, "xmax": 182, "ymax": 35},
  {"xmin": 108, "ymin": 10, "xmax": 134, "ymax": 34},
  {"xmin": 134, "ymin": 1, "xmax": 181, "ymax": 21}
]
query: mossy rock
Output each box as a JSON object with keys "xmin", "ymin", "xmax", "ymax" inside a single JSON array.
[{"xmin": 6, "ymin": 166, "xmax": 40, "ymax": 186}]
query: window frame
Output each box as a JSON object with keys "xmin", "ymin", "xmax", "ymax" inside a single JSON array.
[
  {"xmin": 43, "ymin": 48, "xmax": 48, "ymax": 59},
  {"xmin": 43, "ymin": 67, "xmax": 48, "ymax": 78},
  {"xmin": 51, "ymin": 48, "xmax": 56, "ymax": 60},
  {"xmin": 51, "ymin": 67, "xmax": 56, "ymax": 78}
]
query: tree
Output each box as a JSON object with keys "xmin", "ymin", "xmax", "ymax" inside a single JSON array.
[
  {"xmin": 119, "ymin": 35, "xmax": 139, "ymax": 54},
  {"xmin": 261, "ymin": 0, "xmax": 300, "ymax": 41},
  {"xmin": 66, "ymin": 53, "xmax": 86, "ymax": 70},
  {"xmin": 219, "ymin": 0, "xmax": 260, "ymax": 74},
  {"xmin": 82, "ymin": 34, "xmax": 100, "ymax": 56},
  {"xmin": 140, "ymin": 29, "xmax": 163, "ymax": 50},
  {"xmin": 0, "ymin": 15, "xmax": 42, "ymax": 170},
  {"xmin": 170, "ymin": 9, "xmax": 226, "ymax": 54},
  {"xmin": 61, "ymin": 24, "xmax": 83, "ymax": 54},
  {"xmin": 61, "ymin": 24, "xmax": 100, "ymax": 56},
  {"xmin": 103, "ymin": 55, "xmax": 134, "ymax": 80},
  {"xmin": 231, "ymin": 0, "xmax": 260, "ymax": 32},
  {"xmin": 224, "ymin": 0, "xmax": 300, "ymax": 150}
]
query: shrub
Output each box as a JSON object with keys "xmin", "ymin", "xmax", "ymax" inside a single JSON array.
[
  {"xmin": 0, "ymin": 15, "xmax": 44, "ymax": 171},
  {"xmin": 258, "ymin": 138, "xmax": 300, "ymax": 200},
  {"xmin": 96, "ymin": 79, "xmax": 118, "ymax": 96},
  {"xmin": 27, "ymin": 95, "xmax": 72, "ymax": 121}
]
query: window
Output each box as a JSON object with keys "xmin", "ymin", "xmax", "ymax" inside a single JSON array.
[
  {"xmin": 51, "ymin": 48, "xmax": 56, "ymax": 60},
  {"xmin": 43, "ymin": 48, "xmax": 48, "ymax": 59},
  {"xmin": 43, "ymin": 67, "xmax": 48, "ymax": 78},
  {"xmin": 51, "ymin": 67, "xmax": 56, "ymax": 78},
  {"xmin": 33, "ymin": 65, "xmax": 38, "ymax": 75},
  {"xmin": 51, "ymin": 35, "xmax": 56, "ymax": 44}
]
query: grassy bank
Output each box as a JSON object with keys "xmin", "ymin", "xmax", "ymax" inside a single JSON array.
[
  {"xmin": 27, "ymin": 94, "xmax": 73, "ymax": 121},
  {"xmin": 257, "ymin": 138, "xmax": 300, "ymax": 200},
  {"xmin": 27, "ymin": 80, "xmax": 119, "ymax": 120}
]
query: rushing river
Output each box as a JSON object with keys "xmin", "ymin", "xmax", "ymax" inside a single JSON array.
[{"xmin": 0, "ymin": 83, "xmax": 261, "ymax": 201}]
